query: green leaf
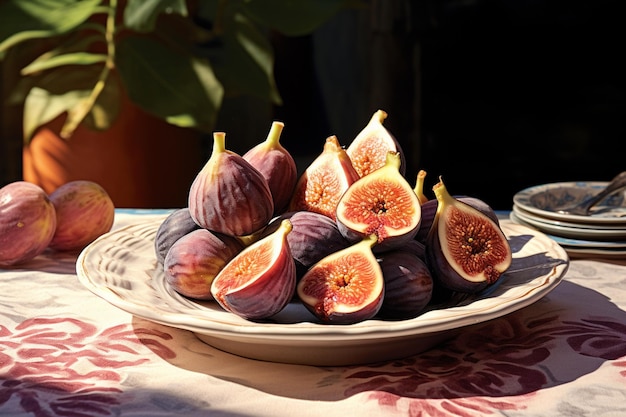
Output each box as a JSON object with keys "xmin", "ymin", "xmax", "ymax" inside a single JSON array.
[
  {"xmin": 20, "ymin": 65, "xmax": 119, "ymax": 142},
  {"xmin": 116, "ymin": 36, "xmax": 223, "ymax": 132},
  {"xmin": 124, "ymin": 0, "xmax": 188, "ymax": 33},
  {"xmin": 209, "ymin": 12, "xmax": 281, "ymax": 104},
  {"xmin": 240, "ymin": 0, "xmax": 358, "ymax": 36},
  {"xmin": 0, "ymin": 0, "xmax": 103, "ymax": 53},
  {"xmin": 21, "ymin": 52, "xmax": 108, "ymax": 75}
]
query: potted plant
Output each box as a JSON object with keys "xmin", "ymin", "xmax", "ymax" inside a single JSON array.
[{"xmin": 0, "ymin": 0, "xmax": 357, "ymax": 207}]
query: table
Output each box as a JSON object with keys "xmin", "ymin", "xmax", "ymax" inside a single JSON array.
[{"xmin": 2, "ymin": 209, "xmax": 626, "ymax": 417}]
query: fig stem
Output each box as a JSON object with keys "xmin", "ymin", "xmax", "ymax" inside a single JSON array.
[
  {"xmin": 414, "ymin": 169, "xmax": 429, "ymax": 204},
  {"xmin": 265, "ymin": 121, "xmax": 285, "ymax": 149},
  {"xmin": 212, "ymin": 132, "xmax": 227, "ymax": 155}
]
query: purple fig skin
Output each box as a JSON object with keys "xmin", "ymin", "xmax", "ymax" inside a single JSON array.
[
  {"xmin": 48, "ymin": 180, "xmax": 115, "ymax": 252},
  {"xmin": 297, "ymin": 234, "xmax": 384, "ymax": 325},
  {"xmin": 415, "ymin": 196, "xmax": 499, "ymax": 244},
  {"xmin": 0, "ymin": 181, "xmax": 57, "ymax": 266},
  {"xmin": 154, "ymin": 208, "xmax": 201, "ymax": 265},
  {"xmin": 425, "ymin": 181, "xmax": 512, "ymax": 294},
  {"xmin": 377, "ymin": 249, "xmax": 433, "ymax": 320},
  {"xmin": 243, "ymin": 121, "xmax": 298, "ymax": 215},
  {"xmin": 189, "ymin": 132, "xmax": 274, "ymax": 236},
  {"xmin": 164, "ymin": 228, "xmax": 244, "ymax": 300},
  {"xmin": 211, "ymin": 219, "xmax": 296, "ymax": 320},
  {"xmin": 261, "ymin": 210, "xmax": 355, "ymax": 280}
]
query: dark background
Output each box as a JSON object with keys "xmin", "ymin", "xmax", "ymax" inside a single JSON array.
[
  {"xmin": 1, "ymin": 0, "xmax": 624, "ymax": 210},
  {"xmin": 271, "ymin": 0, "xmax": 625, "ymax": 210}
]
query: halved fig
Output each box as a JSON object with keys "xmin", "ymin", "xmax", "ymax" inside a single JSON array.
[
  {"xmin": 425, "ymin": 177, "xmax": 512, "ymax": 293},
  {"xmin": 416, "ymin": 194, "xmax": 500, "ymax": 244},
  {"xmin": 260, "ymin": 210, "xmax": 354, "ymax": 280},
  {"xmin": 346, "ymin": 109, "xmax": 406, "ymax": 177},
  {"xmin": 211, "ymin": 219, "xmax": 296, "ymax": 320},
  {"xmin": 288, "ymin": 135, "xmax": 360, "ymax": 221},
  {"xmin": 164, "ymin": 228, "xmax": 244, "ymax": 300},
  {"xmin": 377, "ymin": 249, "xmax": 433, "ymax": 320},
  {"xmin": 189, "ymin": 132, "xmax": 274, "ymax": 236},
  {"xmin": 297, "ymin": 234, "xmax": 384, "ymax": 325},
  {"xmin": 243, "ymin": 121, "xmax": 298, "ymax": 215},
  {"xmin": 335, "ymin": 151, "xmax": 421, "ymax": 252}
]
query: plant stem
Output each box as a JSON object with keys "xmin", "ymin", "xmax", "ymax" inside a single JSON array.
[{"xmin": 60, "ymin": 0, "xmax": 117, "ymax": 139}]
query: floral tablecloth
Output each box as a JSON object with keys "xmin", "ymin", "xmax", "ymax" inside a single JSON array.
[{"xmin": 2, "ymin": 210, "xmax": 626, "ymax": 417}]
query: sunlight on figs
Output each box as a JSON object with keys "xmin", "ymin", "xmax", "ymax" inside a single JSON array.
[
  {"xmin": 346, "ymin": 109, "xmax": 406, "ymax": 178},
  {"xmin": 336, "ymin": 151, "xmax": 421, "ymax": 252},
  {"xmin": 297, "ymin": 234, "xmax": 384, "ymax": 325},
  {"xmin": 288, "ymin": 135, "xmax": 360, "ymax": 221},
  {"xmin": 210, "ymin": 219, "xmax": 296, "ymax": 320}
]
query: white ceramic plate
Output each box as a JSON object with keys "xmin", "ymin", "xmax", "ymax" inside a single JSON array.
[
  {"xmin": 77, "ymin": 217, "xmax": 569, "ymax": 366},
  {"xmin": 513, "ymin": 181, "xmax": 626, "ymax": 224},
  {"xmin": 511, "ymin": 205, "xmax": 626, "ymax": 240},
  {"xmin": 510, "ymin": 211, "xmax": 626, "ymax": 249}
]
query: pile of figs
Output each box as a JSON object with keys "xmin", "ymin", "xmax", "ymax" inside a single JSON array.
[
  {"xmin": 0, "ymin": 180, "xmax": 115, "ymax": 266},
  {"xmin": 156, "ymin": 112, "xmax": 513, "ymax": 324}
]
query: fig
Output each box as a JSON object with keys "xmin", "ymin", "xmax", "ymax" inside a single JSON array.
[
  {"xmin": 297, "ymin": 234, "xmax": 384, "ymax": 325},
  {"xmin": 335, "ymin": 151, "xmax": 421, "ymax": 252},
  {"xmin": 164, "ymin": 228, "xmax": 244, "ymax": 300},
  {"xmin": 188, "ymin": 132, "xmax": 274, "ymax": 236},
  {"xmin": 377, "ymin": 249, "xmax": 433, "ymax": 320},
  {"xmin": 416, "ymin": 194, "xmax": 500, "ymax": 244},
  {"xmin": 425, "ymin": 177, "xmax": 512, "ymax": 293},
  {"xmin": 346, "ymin": 109, "xmax": 406, "ymax": 178},
  {"xmin": 0, "ymin": 181, "xmax": 56, "ymax": 266},
  {"xmin": 48, "ymin": 180, "xmax": 115, "ymax": 252},
  {"xmin": 413, "ymin": 169, "xmax": 429, "ymax": 205},
  {"xmin": 243, "ymin": 121, "xmax": 298, "ymax": 215},
  {"xmin": 288, "ymin": 135, "xmax": 360, "ymax": 221},
  {"xmin": 154, "ymin": 207, "xmax": 201, "ymax": 265},
  {"xmin": 260, "ymin": 210, "xmax": 354, "ymax": 280},
  {"xmin": 211, "ymin": 219, "xmax": 296, "ymax": 320}
]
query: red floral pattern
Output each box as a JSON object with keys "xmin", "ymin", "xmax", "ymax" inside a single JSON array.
[{"xmin": 0, "ymin": 318, "xmax": 174, "ymax": 417}]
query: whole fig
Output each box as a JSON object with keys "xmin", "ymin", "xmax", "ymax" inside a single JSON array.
[
  {"xmin": 260, "ymin": 210, "xmax": 354, "ymax": 280},
  {"xmin": 377, "ymin": 249, "xmax": 433, "ymax": 320},
  {"xmin": 243, "ymin": 121, "xmax": 298, "ymax": 215},
  {"xmin": 154, "ymin": 207, "xmax": 201, "ymax": 265},
  {"xmin": 164, "ymin": 228, "xmax": 244, "ymax": 300},
  {"xmin": 425, "ymin": 177, "xmax": 512, "ymax": 293},
  {"xmin": 189, "ymin": 132, "xmax": 274, "ymax": 236},
  {"xmin": 48, "ymin": 180, "xmax": 115, "ymax": 252},
  {"xmin": 0, "ymin": 181, "xmax": 56, "ymax": 266}
]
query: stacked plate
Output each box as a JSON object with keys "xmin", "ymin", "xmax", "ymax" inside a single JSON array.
[{"xmin": 511, "ymin": 181, "xmax": 626, "ymax": 259}]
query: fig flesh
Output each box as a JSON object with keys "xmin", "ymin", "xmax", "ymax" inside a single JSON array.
[
  {"xmin": 154, "ymin": 207, "xmax": 201, "ymax": 265},
  {"xmin": 211, "ymin": 219, "xmax": 296, "ymax": 320},
  {"xmin": 336, "ymin": 151, "xmax": 421, "ymax": 252},
  {"xmin": 164, "ymin": 228, "xmax": 244, "ymax": 300},
  {"xmin": 288, "ymin": 135, "xmax": 360, "ymax": 221},
  {"xmin": 425, "ymin": 177, "xmax": 512, "ymax": 293},
  {"xmin": 0, "ymin": 181, "xmax": 57, "ymax": 266},
  {"xmin": 416, "ymin": 195, "xmax": 500, "ymax": 244},
  {"xmin": 297, "ymin": 234, "xmax": 384, "ymax": 325},
  {"xmin": 377, "ymin": 249, "xmax": 433, "ymax": 320},
  {"xmin": 243, "ymin": 121, "xmax": 298, "ymax": 215},
  {"xmin": 346, "ymin": 110, "xmax": 406, "ymax": 178},
  {"xmin": 48, "ymin": 180, "xmax": 115, "ymax": 252},
  {"xmin": 188, "ymin": 132, "xmax": 274, "ymax": 236}
]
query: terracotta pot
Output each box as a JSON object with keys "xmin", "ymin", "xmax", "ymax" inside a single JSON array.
[{"xmin": 23, "ymin": 96, "xmax": 207, "ymax": 209}]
